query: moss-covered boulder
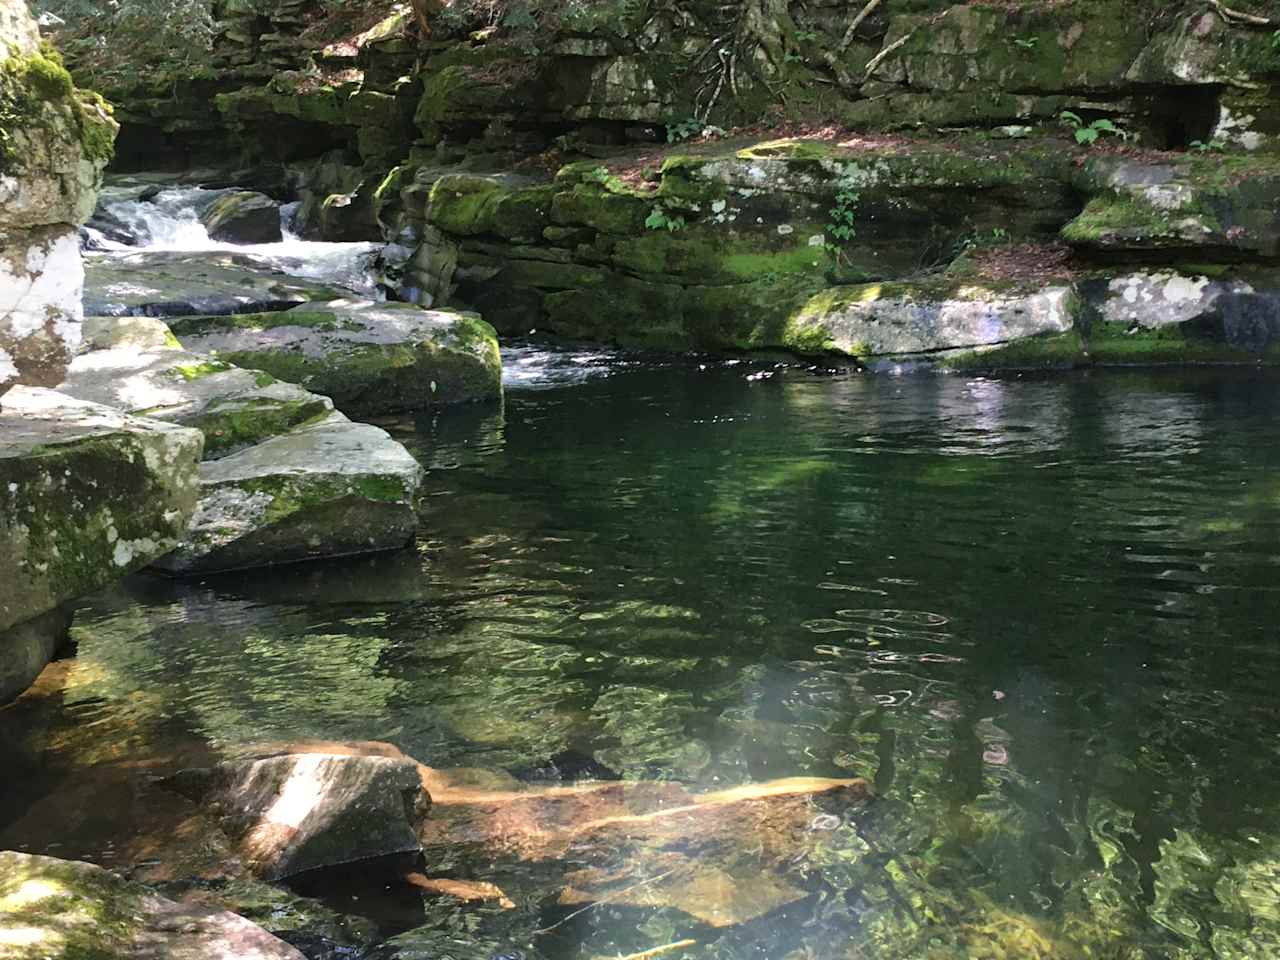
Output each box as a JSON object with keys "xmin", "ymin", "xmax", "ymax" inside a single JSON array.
[
  {"xmin": 200, "ymin": 190, "xmax": 282, "ymax": 244},
  {"xmin": 0, "ymin": 386, "xmax": 202, "ymax": 634},
  {"xmin": 151, "ymin": 415, "xmax": 422, "ymax": 575},
  {"xmin": 787, "ymin": 277, "xmax": 1076, "ymax": 360},
  {"xmin": 60, "ymin": 338, "xmax": 335, "ymax": 461},
  {"xmin": 0, "ymin": 851, "xmax": 305, "ymax": 959},
  {"xmin": 1063, "ymin": 155, "xmax": 1280, "ymax": 258},
  {"xmin": 1075, "ymin": 270, "xmax": 1280, "ymax": 363},
  {"xmin": 83, "ymin": 250, "xmax": 347, "ymax": 318},
  {"xmin": 161, "ymin": 753, "xmax": 431, "ymax": 881},
  {"xmin": 168, "ymin": 299, "xmax": 503, "ymax": 415}
]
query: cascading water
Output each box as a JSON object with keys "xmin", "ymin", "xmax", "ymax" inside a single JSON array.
[{"xmin": 85, "ymin": 177, "xmax": 384, "ymax": 298}]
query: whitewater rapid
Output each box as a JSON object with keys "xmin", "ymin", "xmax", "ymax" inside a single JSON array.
[{"xmin": 86, "ymin": 178, "xmax": 383, "ymax": 298}]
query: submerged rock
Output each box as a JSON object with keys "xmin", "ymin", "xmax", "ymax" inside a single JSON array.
[
  {"xmin": 0, "ymin": 851, "xmax": 305, "ymax": 959},
  {"xmin": 163, "ymin": 753, "xmax": 432, "ymax": 881},
  {"xmin": 169, "ymin": 299, "xmax": 503, "ymax": 414},
  {"xmin": 0, "ymin": 607, "xmax": 70, "ymax": 706},
  {"xmin": 151, "ymin": 416, "xmax": 422, "ymax": 575},
  {"xmin": 201, "ymin": 190, "xmax": 283, "ymax": 244},
  {"xmin": 83, "ymin": 250, "xmax": 346, "ymax": 317},
  {"xmin": 418, "ymin": 765, "xmax": 872, "ymax": 929},
  {"xmin": 0, "ymin": 386, "xmax": 202, "ymax": 649}
]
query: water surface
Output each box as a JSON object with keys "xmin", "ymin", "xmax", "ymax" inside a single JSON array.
[{"xmin": 4, "ymin": 355, "xmax": 1280, "ymax": 959}]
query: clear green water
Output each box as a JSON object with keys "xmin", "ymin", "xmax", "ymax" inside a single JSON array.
[{"xmin": 4, "ymin": 350, "xmax": 1280, "ymax": 959}]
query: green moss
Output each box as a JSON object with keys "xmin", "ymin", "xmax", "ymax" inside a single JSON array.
[
  {"xmin": 356, "ymin": 475, "xmax": 411, "ymax": 502},
  {"xmin": 1085, "ymin": 321, "xmax": 1267, "ymax": 365},
  {"xmin": 168, "ymin": 360, "xmax": 234, "ymax": 381},
  {"xmin": 192, "ymin": 396, "xmax": 333, "ymax": 459},
  {"xmin": 941, "ymin": 331, "xmax": 1088, "ymax": 370}
]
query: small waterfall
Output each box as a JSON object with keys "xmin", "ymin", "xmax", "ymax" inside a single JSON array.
[{"xmin": 89, "ymin": 179, "xmax": 384, "ymax": 299}]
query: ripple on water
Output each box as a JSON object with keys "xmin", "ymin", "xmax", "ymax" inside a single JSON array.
[{"xmin": 5, "ymin": 365, "xmax": 1280, "ymax": 959}]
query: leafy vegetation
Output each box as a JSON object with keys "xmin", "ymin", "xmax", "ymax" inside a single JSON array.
[
  {"xmin": 645, "ymin": 204, "xmax": 688, "ymax": 232},
  {"xmin": 1059, "ymin": 110, "xmax": 1134, "ymax": 146},
  {"xmin": 825, "ymin": 164, "xmax": 860, "ymax": 258}
]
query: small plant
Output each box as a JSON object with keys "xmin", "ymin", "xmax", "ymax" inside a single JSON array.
[
  {"xmin": 666, "ymin": 117, "xmax": 704, "ymax": 143},
  {"xmin": 1012, "ymin": 37, "xmax": 1038, "ymax": 50},
  {"xmin": 645, "ymin": 204, "xmax": 687, "ymax": 232},
  {"xmin": 825, "ymin": 164, "xmax": 861, "ymax": 258},
  {"xmin": 1059, "ymin": 110, "xmax": 1132, "ymax": 146},
  {"xmin": 584, "ymin": 165, "xmax": 611, "ymax": 184},
  {"xmin": 1189, "ymin": 138, "xmax": 1226, "ymax": 153}
]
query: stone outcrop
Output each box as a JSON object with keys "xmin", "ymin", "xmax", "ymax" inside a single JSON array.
[
  {"xmin": 59, "ymin": 316, "xmax": 427, "ymax": 574},
  {"xmin": 0, "ymin": 851, "xmax": 306, "ymax": 960},
  {"xmin": 0, "ymin": 0, "xmax": 115, "ymax": 402},
  {"xmin": 0, "ymin": 387, "xmax": 203, "ymax": 701},
  {"xmin": 49, "ymin": 0, "xmax": 1280, "ymax": 365},
  {"xmin": 169, "ymin": 299, "xmax": 503, "ymax": 413},
  {"xmin": 163, "ymin": 752, "xmax": 432, "ymax": 881}
]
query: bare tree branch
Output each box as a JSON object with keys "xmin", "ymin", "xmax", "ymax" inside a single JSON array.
[{"xmin": 839, "ymin": 0, "xmax": 882, "ymax": 53}]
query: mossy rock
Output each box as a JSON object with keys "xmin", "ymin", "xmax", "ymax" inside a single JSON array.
[
  {"xmin": 153, "ymin": 418, "xmax": 423, "ymax": 576},
  {"xmin": 169, "ymin": 300, "xmax": 503, "ymax": 415},
  {"xmin": 60, "ymin": 336, "xmax": 336, "ymax": 461},
  {"xmin": 0, "ymin": 851, "xmax": 305, "ymax": 959},
  {"xmin": 0, "ymin": 388, "xmax": 202, "ymax": 634}
]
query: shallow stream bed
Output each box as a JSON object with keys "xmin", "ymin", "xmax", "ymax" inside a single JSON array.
[{"xmin": 3, "ymin": 354, "xmax": 1280, "ymax": 959}]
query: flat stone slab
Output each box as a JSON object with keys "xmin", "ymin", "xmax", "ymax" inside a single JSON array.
[
  {"xmin": 61, "ymin": 339, "xmax": 334, "ymax": 460},
  {"xmin": 84, "ymin": 250, "xmax": 347, "ymax": 317},
  {"xmin": 0, "ymin": 387, "xmax": 203, "ymax": 633},
  {"xmin": 151, "ymin": 415, "xmax": 423, "ymax": 575},
  {"xmin": 169, "ymin": 298, "xmax": 503, "ymax": 415},
  {"xmin": 0, "ymin": 851, "xmax": 305, "ymax": 960},
  {"xmin": 789, "ymin": 280, "xmax": 1074, "ymax": 358}
]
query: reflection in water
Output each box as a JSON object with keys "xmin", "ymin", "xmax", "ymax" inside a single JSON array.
[{"xmin": 3, "ymin": 363, "xmax": 1280, "ymax": 958}]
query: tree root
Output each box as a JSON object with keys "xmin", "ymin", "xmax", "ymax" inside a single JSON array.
[{"xmin": 1207, "ymin": 0, "xmax": 1274, "ymax": 26}]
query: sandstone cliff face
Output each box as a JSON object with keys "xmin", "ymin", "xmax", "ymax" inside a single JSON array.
[{"xmin": 0, "ymin": 0, "xmax": 116, "ymax": 403}]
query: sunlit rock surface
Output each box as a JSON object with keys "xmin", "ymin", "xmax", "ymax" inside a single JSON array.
[
  {"xmin": 83, "ymin": 250, "xmax": 346, "ymax": 317},
  {"xmin": 0, "ymin": 851, "xmax": 305, "ymax": 960},
  {"xmin": 163, "ymin": 752, "xmax": 431, "ymax": 881},
  {"xmin": 0, "ymin": 387, "xmax": 202, "ymax": 700},
  {"xmin": 58, "ymin": 316, "xmax": 425, "ymax": 574},
  {"xmin": 0, "ymin": 0, "xmax": 114, "ymax": 401},
  {"xmin": 61, "ymin": 340, "xmax": 335, "ymax": 460},
  {"xmin": 151, "ymin": 417, "xmax": 423, "ymax": 575},
  {"xmin": 169, "ymin": 299, "xmax": 503, "ymax": 414}
]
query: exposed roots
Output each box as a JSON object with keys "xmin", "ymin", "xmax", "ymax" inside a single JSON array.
[
  {"xmin": 694, "ymin": 0, "xmax": 798, "ymax": 120},
  {"xmin": 1207, "ymin": 0, "xmax": 1275, "ymax": 26}
]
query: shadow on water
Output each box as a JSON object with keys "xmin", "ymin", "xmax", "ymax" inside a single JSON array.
[{"xmin": 3, "ymin": 353, "xmax": 1280, "ymax": 958}]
